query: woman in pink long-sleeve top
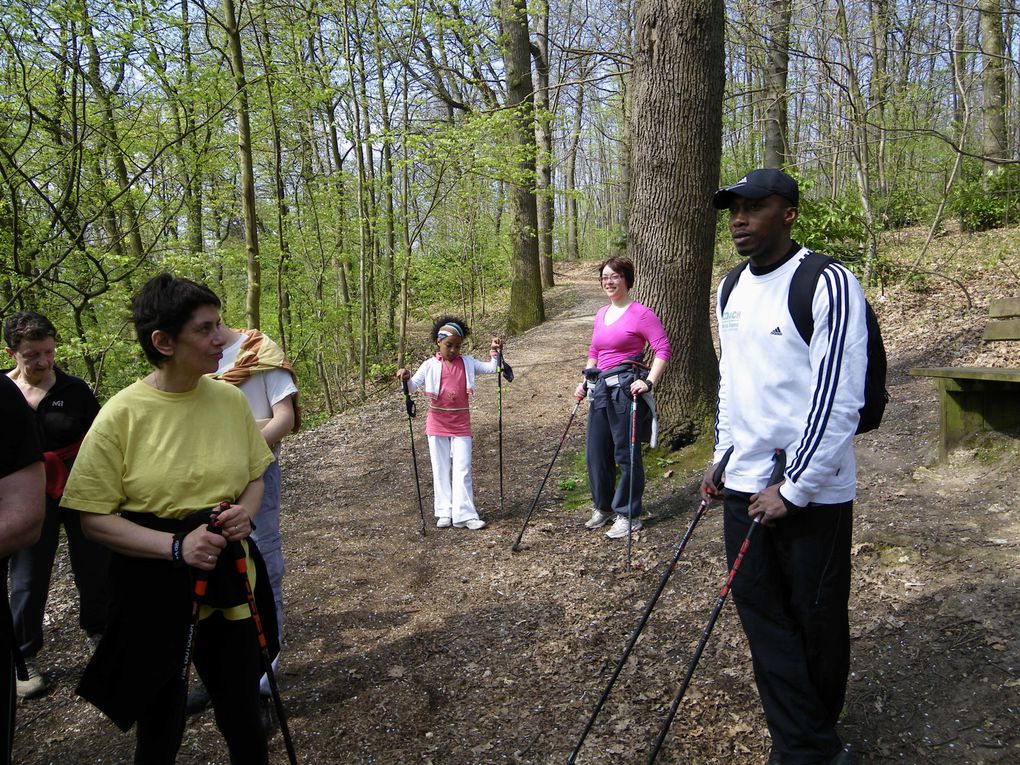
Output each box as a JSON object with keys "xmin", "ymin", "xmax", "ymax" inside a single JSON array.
[{"xmin": 573, "ymin": 256, "xmax": 671, "ymax": 540}]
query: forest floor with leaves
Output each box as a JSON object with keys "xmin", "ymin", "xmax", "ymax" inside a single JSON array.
[{"xmin": 13, "ymin": 232, "xmax": 1020, "ymax": 764}]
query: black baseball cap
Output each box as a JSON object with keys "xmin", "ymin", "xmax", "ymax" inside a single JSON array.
[{"xmin": 712, "ymin": 168, "xmax": 799, "ymax": 209}]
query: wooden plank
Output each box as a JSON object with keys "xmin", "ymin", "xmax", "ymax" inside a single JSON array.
[
  {"xmin": 909, "ymin": 366, "xmax": 1020, "ymax": 383},
  {"xmin": 988, "ymin": 297, "xmax": 1020, "ymax": 318},
  {"xmin": 982, "ymin": 318, "xmax": 1020, "ymax": 341},
  {"xmin": 921, "ymin": 376, "xmax": 1020, "ymax": 463}
]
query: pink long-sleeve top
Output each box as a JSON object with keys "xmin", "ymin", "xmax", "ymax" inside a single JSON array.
[{"xmin": 588, "ymin": 301, "xmax": 672, "ymax": 369}]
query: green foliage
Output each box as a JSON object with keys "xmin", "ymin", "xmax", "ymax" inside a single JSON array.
[
  {"xmin": 951, "ymin": 180, "xmax": 1003, "ymax": 232},
  {"xmin": 793, "ymin": 185, "xmax": 868, "ymax": 263},
  {"xmin": 876, "ymin": 187, "xmax": 930, "ymax": 231},
  {"xmin": 558, "ymin": 452, "xmax": 591, "ymax": 511},
  {"xmin": 950, "ymin": 166, "xmax": 1020, "ymax": 232}
]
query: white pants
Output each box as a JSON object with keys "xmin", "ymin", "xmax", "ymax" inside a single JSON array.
[{"xmin": 427, "ymin": 435, "xmax": 479, "ymax": 523}]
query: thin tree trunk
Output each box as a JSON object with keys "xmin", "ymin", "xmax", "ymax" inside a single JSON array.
[
  {"xmin": 565, "ymin": 86, "xmax": 584, "ymax": 260},
  {"xmin": 534, "ymin": 0, "xmax": 555, "ymax": 288},
  {"xmin": 978, "ymin": 0, "xmax": 1008, "ymax": 176},
  {"xmin": 254, "ymin": 6, "xmax": 291, "ymax": 350},
  {"xmin": 498, "ymin": 0, "xmax": 544, "ymax": 334},
  {"xmin": 343, "ymin": 0, "xmax": 369, "ymax": 398},
  {"xmin": 834, "ymin": 0, "xmax": 878, "ymax": 284},
  {"xmin": 372, "ymin": 1, "xmax": 398, "ymax": 335},
  {"xmin": 223, "ymin": 0, "xmax": 261, "ymax": 327},
  {"xmin": 81, "ymin": 4, "xmax": 144, "ymax": 265},
  {"xmin": 763, "ymin": 0, "xmax": 791, "ymax": 169}
]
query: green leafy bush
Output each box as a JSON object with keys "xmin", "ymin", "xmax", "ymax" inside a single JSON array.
[
  {"xmin": 951, "ymin": 167, "xmax": 1020, "ymax": 232},
  {"xmin": 876, "ymin": 187, "xmax": 929, "ymax": 230},
  {"xmin": 794, "ymin": 192, "xmax": 868, "ymax": 263}
]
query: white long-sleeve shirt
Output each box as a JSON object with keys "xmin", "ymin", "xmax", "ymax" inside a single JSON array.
[
  {"xmin": 713, "ymin": 247, "xmax": 868, "ymax": 507},
  {"xmin": 407, "ymin": 353, "xmax": 498, "ymax": 397}
]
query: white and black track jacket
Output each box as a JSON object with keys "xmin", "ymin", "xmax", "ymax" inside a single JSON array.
[{"xmin": 713, "ymin": 247, "xmax": 868, "ymax": 507}]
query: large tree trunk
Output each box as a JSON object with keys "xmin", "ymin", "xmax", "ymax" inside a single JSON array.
[
  {"xmin": 629, "ymin": 0, "xmax": 724, "ymax": 447},
  {"xmin": 497, "ymin": 0, "xmax": 544, "ymax": 334},
  {"xmin": 763, "ymin": 0, "xmax": 791, "ymax": 169}
]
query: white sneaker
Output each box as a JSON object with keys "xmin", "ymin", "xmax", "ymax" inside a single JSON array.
[
  {"xmin": 453, "ymin": 518, "xmax": 486, "ymax": 530},
  {"xmin": 16, "ymin": 660, "xmax": 48, "ymax": 699},
  {"xmin": 436, "ymin": 517, "xmax": 452, "ymax": 528},
  {"xmin": 605, "ymin": 514, "xmax": 642, "ymax": 539},
  {"xmin": 85, "ymin": 633, "xmax": 102, "ymax": 655},
  {"xmin": 585, "ymin": 509, "xmax": 611, "ymax": 529}
]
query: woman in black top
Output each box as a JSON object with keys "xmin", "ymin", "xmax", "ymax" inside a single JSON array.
[{"xmin": 3, "ymin": 311, "xmax": 109, "ymax": 698}]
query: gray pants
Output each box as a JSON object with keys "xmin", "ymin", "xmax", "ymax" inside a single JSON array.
[
  {"xmin": 586, "ymin": 381, "xmax": 645, "ymax": 519},
  {"xmin": 250, "ymin": 460, "xmax": 284, "ymax": 642}
]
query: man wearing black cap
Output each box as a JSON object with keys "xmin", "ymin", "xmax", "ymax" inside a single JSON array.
[{"xmin": 701, "ymin": 169, "xmax": 864, "ymax": 765}]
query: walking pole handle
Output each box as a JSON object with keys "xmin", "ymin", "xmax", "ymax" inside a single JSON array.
[
  {"xmin": 710, "ymin": 446, "xmax": 734, "ymax": 494},
  {"xmin": 401, "ymin": 378, "xmax": 415, "ymax": 418},
  {"xmin": 767, "ymin": 448, "xmax": 786, "ymax": 489}
]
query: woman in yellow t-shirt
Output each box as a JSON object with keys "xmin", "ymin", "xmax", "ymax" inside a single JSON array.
[{"xmin": 62, "ymin": 273, "xmax": 275, "ymax": 764}]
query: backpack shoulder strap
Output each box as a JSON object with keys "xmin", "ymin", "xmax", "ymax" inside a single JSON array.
[
  {"xmin": 788, "ymin": 249, "xmax": 837, "ymax": 344},
  {"xmin": 719, "ymin": 260, "xmax": 750, "ymax": 313}
]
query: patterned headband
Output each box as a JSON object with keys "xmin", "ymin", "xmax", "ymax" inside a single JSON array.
[{"xmin": 437, "ymin": 322, "xmax": 464, "ymax": 341}]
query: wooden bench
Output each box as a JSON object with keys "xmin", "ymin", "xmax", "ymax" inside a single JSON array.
[{"xmin": 909, "ymin": 297, "xmax": 1020, "ymax": 461}]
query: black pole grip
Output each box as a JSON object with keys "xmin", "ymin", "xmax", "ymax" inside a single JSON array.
[
  {"xmin": 768, "ymin": 448, "xmax": 786, "ymax": 487},
  {"xmin": 711, "ymin": 445, "xmax": 734, "ymax": 489},
  {"xmin": 498, "ymin": 351, "xmax": 514, "ymax": 382},
  {"xmin": 207, "ymin": 501, "xmax": 230, "ymax": 534},
  {"xmin": 402, "ymin": 378, "xmax": 415, "ymax": 418}
]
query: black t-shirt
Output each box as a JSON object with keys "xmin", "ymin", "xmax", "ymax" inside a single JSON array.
[
  {"xmin": 1, "ymin": 375, "xmax": 42, "ymax": 617},
  {"xmin": 16, "ymin": 367, "xmax": 100, "ymax": 452},
  {"xmin": 0, "ymin": 375, "xmax": 41, "ymax": 479}
]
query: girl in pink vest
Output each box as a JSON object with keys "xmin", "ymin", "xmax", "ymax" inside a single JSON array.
[{"xmin": 396, "ymin": 317, "xmax": 501, "ymax": 530}]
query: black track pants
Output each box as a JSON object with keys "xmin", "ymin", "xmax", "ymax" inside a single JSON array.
[
  {"xmin": 9, "ymin": 499, "xmax": 110, "ymax": 657},
  {"xmin": 723, "ymin": 492, "xmax": 852, "ymax": 765},
  {"xmin": 134, "ymin": 613, "xmax": 267, "ymax": 765}
]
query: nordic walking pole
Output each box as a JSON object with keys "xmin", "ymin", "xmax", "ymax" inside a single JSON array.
[
  {"xmin": 645, "ymin": 449, "xmax": 786, "ymax": 765},
  {"xmin": 511, "ymin": 397, "xmax": 583, "ymax": 552},
  {"xmin": 401, "ymin": 378, "xmax": 427, "ymax": 537},
  {"xmin": 626, "ymin": 390, "xmax": 639, "ymax": 567},
  {"xmin": 180, "ymin": 510, "xmax": 222, "ymax": 687},
  {"xmin": 215, "ymin": 513, "xmax": 300, "ymax": 765},
  {"xmin": 567, "ymin": 446, "xmax": 734, "ymax": 764},
  {"xmin": 497, "ymin": 350, "xmax": 505, "ymax": 516}
]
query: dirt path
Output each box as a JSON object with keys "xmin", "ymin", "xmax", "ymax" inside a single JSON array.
[{"xmin": 14, "ymin": 261, "xmax": 1020, "ymax": 764}]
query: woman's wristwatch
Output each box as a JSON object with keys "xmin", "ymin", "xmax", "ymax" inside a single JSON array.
[{"xmin": 645, "ymin": 379, "xmax": 654, "ymax": 391}]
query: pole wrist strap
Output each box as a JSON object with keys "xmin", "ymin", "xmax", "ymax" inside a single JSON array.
[{"xmin": 171, "ymin": 531, "xmax": 187, "ymax": 567}]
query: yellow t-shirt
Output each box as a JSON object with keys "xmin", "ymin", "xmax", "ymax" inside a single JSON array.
[{"xmin": 63, "ymin": 376, "xmax": 274, "ymax": 518}]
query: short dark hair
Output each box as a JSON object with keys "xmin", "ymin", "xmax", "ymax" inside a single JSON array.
[
  {"xmin": 132, "ymin": 273, "xmax": 221, "ymax": 367},
  {"xmin": 598, "ymin": 256, "xmax": 635, "ymax": 289},
  {"xmin": 430, "ymin": 315, "xmax": 471, "ymax": 343},
  {"xmin": 4, "ymin": 311, "xmax": 57, "ymax": 351}
]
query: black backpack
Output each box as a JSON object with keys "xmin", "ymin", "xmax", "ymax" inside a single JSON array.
[{"xmin": 719, "ymin": 250, "xmax": 888, "ymax": 434}]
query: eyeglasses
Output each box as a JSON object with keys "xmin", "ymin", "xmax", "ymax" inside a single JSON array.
[{"xmin": 599, "ymin": 275, "xmax": 622, "ymax": 285}]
